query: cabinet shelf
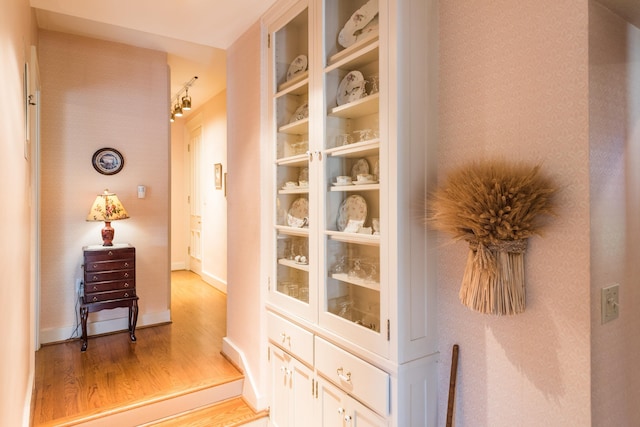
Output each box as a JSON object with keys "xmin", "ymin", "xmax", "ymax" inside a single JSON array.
[
  {"xmin": 276, "ymin": 225, "xmax": 310, "ymax": 237},
  {"xmin": 325, "ymin": 230, "xmax": 380, "ymax": 246},
  {"xmin": 326, "ymin": 139, "xmax": 380, "ymax": 158},
  {"xmin": 279, "ymin": 258, "xmax": 310, "ymax": 272},
  {"xmin": 329, "ymin": 183, "xmax": 379, "ymax": 192},
  {"xmin": 329, "ymin": 93, "xmax": 379, "ymax": 118},
  {"xmin": 330, "ymin": 273, "xmax": 380, "ymax": 291},
  {"xmin": 276, "ymin": 154, "xmax": 308, "ymax": 167},
  {"xmin": 276, "ymin": 71, "xmax": 309, "ymax": 95},
  {"xmin": 279, "ymin": 118, "xmax": 309, "ymax": 135},
  {"xmin": 279, "ymin": 187, "xmax": 310, "ymax": 195},
  {"xmin": 326, "ymin": 34, "xmax": 379, "ymax": 70}
]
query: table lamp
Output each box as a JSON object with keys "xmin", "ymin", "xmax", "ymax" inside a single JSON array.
[{"xmin": 86, "ymin": 189, "xmax": 130, "ymax": 246}]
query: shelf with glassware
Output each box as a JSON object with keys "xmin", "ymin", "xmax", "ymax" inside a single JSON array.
[
  {"xmin": 271, "ymin": 3, "xmax": 314, "ymax": 319},
  {"xmin": 321, "ymin": 19, "xmax": 382, "ymax": 340}
]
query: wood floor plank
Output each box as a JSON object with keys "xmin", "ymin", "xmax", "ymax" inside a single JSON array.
[
  {"xmin": 32, "ymin": 271, "xmax": 242, "ymax": 426},
  {"xmin": 145, "ymin": 397, "xmax": 268, "ymax": 427}
]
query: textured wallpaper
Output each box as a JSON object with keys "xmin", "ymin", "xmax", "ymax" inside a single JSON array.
[
  {"xmin": 438, "ymin": 1, "xmax": 591, "ymax": 425},
  {"xmin": 589, "ymin": 2, "xmax": 640, "ymax": 425}
]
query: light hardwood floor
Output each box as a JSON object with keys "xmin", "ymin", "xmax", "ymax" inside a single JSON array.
[{"xmin": 31, "ymin": 270, "xmax": 244, "ymax": 426}]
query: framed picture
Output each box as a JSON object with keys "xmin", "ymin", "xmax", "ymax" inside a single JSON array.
[
  {"xmin": 215, "ymin": 163, "xmax": 223, "ymax": 189},
  {"xmin": 92, "ymin": 148, "xmax": 124, "ymax": 175}
]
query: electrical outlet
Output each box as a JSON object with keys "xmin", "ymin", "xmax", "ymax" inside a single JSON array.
[{"xmin": 601, "ymin": 284, "xmax": 619, "ymax": 324}]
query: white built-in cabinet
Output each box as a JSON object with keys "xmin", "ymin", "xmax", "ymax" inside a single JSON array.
[{"xmin": 263, "ymin": 0, "xmax": 438, "ymax": 425}]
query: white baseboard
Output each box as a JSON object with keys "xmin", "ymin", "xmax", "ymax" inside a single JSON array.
[
  {"xmin": 39, "ymin": 309, "xmax": 171, "ymax": 345},
  {"xmin": 201, "ymin": 271, "xmax": 227, "ymax": 294},
  {"xmin": 222, "ymin": 337, "xmax": 267, "ymax": 412},
  {"xmin": 171, "ymin": 262, "xmax": 186, "ymax": 271}
]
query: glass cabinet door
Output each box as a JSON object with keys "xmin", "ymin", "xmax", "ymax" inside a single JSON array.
[
  {"xmin": 320, "ymin": 0, "xmax": 387, "ymax": 355},
  {"xmin": 270, "ymin": 2, "xmax": 316, "ymax": 322}
]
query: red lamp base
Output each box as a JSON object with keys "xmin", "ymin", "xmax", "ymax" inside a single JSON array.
[{"xmin": 101, "ymin": 221, "xmax": 115, "ymax": 246}]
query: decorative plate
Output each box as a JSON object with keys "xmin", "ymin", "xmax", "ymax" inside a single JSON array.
[
  {"xmin": 350, "ymin": 158, "xmax": 370, "ymax": 181},
  {"xmin": 289, "ymin": 102, "xmax": 309, "ymax": 123},
  {"xmin": 92, "ymin": 147, "xmax": 124, "ymax": 175},
  {"xmin": 337, "ymin": 195, "xmax": 368, "ymax": 231},
  {"xmin": 288, "ymin": 198, "xmax": 309, "ymax": 228},
  {"xmin": 286, "ymin": 55, "xmax": 308, "ymax": 81},
  {"xmin": 338, "ymin": 0, "xmax": 379, "ymax": 48},
  {"xmin": 336, "ymin": 71, "xmax": 366, "ymax": 106},
  {"xmin": 353, "ymin": 180, "xmax": 377, "ymax": 185}
]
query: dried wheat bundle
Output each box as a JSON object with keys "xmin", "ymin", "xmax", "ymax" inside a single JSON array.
[{"xmin": 429, "ymin": 159, "xmax": 555, "ymax": 315}]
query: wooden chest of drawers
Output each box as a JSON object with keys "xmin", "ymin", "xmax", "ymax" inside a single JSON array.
[{"xmin": 80, "ymin": 244, "xmax": 139, "ymax": 351}]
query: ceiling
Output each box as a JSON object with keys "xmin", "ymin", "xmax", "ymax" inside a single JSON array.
[
  {"xmin": 31, "ymin": 0, "xmax": 278, "ymax": 118},
  {"xmin": 29, "ymin": 0, "xmax": 640, "ymax": 119}
]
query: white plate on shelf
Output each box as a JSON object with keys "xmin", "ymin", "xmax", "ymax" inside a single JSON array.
[
  {"xmin": 350, "ymin": 158, "xmax": 370, "ymax": 181},
  {"xmin": 336, "ymin": 71, "xmax": 366, "ymax": 106},
  {"xmin": 287, "ymin": 198, "xmax": 309, "ymax": 227},
  {"xmin": 289, "ymin": 102, "xmax": 309, "ymax": 123},
  {"xmin": 286, "ymin": 55, "xmax": 308, "ymax": 81},
  {"xmin": 332, "ymin": 182, "xmax": 354, "ymax": 187},
  {"xmin": 337, "ymin": 195, "xmax": 368, "ymax": 231},
  {"xmin": 338, "ymin": 0, "xmax": 379, "ymax": 48},
  {"xmin": 353, "ymin": 180, "xmax": 378, "ymax": 185}
]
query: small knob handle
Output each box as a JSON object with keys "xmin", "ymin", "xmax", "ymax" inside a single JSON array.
[
  {"xmin": 124, "ymin": 293, "xmax": 129, "ymax": 297},
  {"xmin": 92, "ymin": 297, "xmax": 98, "ymax": 302},
  {"xmin": 124, "ymin": 283, "xmax": 130, "ymax": 288},
  {"xmin": 344, "ymin": 415, "xmax": 352, "ymax": 422},
  {"xmin": 337, "ymin": 408, "xmax": 345, "ymax": 415},
  {"xmin": 307, "ymin": 150, "xmax": 313, "ymax": 161},
  {"xmin": 336, "ymin": 367, "xmax": 351, "ymax": 383},
  {"xmin": 108, "ymin": 251, "xmax": 113, "ymax": 256},
  {"xmin": 316, "ymin": 150, "xmax": 322, "ymax": 161},
  {"xmin": 124, "ymin": 272, "xmax": 129, "ymax": 278},
  {"xmin": 124, "ymin": 262, "xmax": 129, "ymax": 267},
  {"xmin": 93, "ymin": 276, "xmax": 98, "ymax": 280}
]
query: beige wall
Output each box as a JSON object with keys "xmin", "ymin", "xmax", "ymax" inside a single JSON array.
[
  {"xmin": 1, "ymin": 0, "xmax": 37, "ymax": 425},
  {"xmin": 225, "ymin": 20, "xmax": 267, "ymax": 408},
  {"xmin": 438, "ymin": 1, "xmax": 591, "ymax": 425},
  {"xmin": 589, "ymin": 2, "xmax": 640, "ymax": 424},
  {"xmin": 38, "ymin": 31, "xmax": 171, "ymax": 343},
  {"xmin": 170, "ymin": 118, "xmax": 187, "ymax": 270}
]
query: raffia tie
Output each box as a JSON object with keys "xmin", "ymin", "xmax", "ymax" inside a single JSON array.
[{"xmin": 467, "ymin": 239, "xmax": 528, "ymax": 276}]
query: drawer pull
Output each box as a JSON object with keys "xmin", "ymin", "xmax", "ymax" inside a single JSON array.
[
  {"xmin": 280, "ymin": 332, "xmax": 290, "ymax": 345},
  {"xmin": 92, "ymin": 297, "xmax": 98, "ymax": 302},
  {"xmin": 92, "ymin": 286, "xmax": 97, "ymax": 291},
  {"xmin": 93, "ymin": 264, "xmax": 98, "ymax": 269},
  {"xmin": 124, "ymin": 272, "xmax": 129, "ymax": 278},
  {"xmin": 108, "ymin": 251, "xmax": 113, "ymax": 256},
  {"xmin": 124, "ymin": 262, "xmax": 129, "ymax": 267},
  {"xmin": 336, "ymin": 367, "xmax": 351, "ymax": 383},
  {"xmin": 124, "ymin": 283, "xmax": 130, "ymax": 288},
  {"xmin": 93, "ymin": 276, "xmax": 98, "ymax": 280},
  {"xmin": 124, "ymin": 293, "xmax": 129, "ymax": 297}
]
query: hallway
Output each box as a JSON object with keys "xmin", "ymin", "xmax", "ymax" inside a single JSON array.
[{"xmin": 31, "ymin": 271, "xmax": 241, "ymax": 426}]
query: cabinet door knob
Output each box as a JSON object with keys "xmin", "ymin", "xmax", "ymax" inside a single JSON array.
[
  {"xmin": 336, "ymin": 367, "xmax": 351, "ymax": 383},
  {"xmin": 344, "ymin": 415, "xmax": 352, "ymax": 422},
  {"xmin": 337, "ymin": 408, "xmax": 345, "ymax": 415},
  {"xmin": 315, "ymin": 150, "xmax": 322, "ymax": 161},
  {"xmin": 307, "ymin": 150, "xmax": 313, "ymax": 161}
]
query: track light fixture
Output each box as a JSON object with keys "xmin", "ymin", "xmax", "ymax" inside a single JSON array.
[{"xmin": 169, "ymin": 76, "xmax": 198, "ymax": 122}]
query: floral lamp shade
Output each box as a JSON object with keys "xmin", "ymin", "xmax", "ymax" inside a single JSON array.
[{"xmin": 87, "ymin": 189, "xmax": 129, "ymax": 246}]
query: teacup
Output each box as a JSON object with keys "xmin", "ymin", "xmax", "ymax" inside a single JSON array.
[
  {"xmin": 298, "ymin": 180, "xmax": 308, "ymax": 188},
  {"xmin": 336, "ymin": 175, "xmax": 352, "ymax": 185},
  {"xmin": 357, "ymin": 174, "xmax": 374, "ymax": 183},
  {"xmin": 284, "ymin": 181, "xmax": 297, "ymax": 189}
]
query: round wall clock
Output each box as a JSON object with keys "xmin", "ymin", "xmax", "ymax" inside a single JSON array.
[{"xmin": 92, "ymin": 148, "xmax": 124, "ymax": 175}]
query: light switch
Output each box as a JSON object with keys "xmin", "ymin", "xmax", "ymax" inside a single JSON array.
[
  {"xmin": 601, "ymin": 284, "xmax": 619, "ymax": 324},
  {"xmin": 137, "ymin": 185, "xmax": 146, "ymax": 199}
]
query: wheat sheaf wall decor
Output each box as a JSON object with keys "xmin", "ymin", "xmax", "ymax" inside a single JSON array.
[{"xmin": 428, "ymin": 159, "xmax": 556, "ymax": 315}]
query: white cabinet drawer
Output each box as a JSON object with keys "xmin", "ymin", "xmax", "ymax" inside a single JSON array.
[
  {"xmin": 267, "ymin": 311, "xmax": 314, "ymax": 364},
  {"xmin": 315, "ymin": 337, "xmax": 390, "ymax": 415}
]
